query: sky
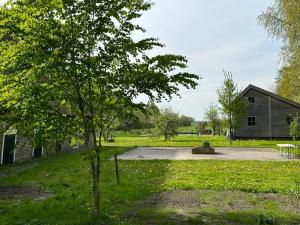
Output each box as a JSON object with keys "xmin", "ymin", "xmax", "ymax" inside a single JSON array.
[
  {"xmin": 133, "ymin": 0, "xmax": 282, "ymax": 120},
  {"xmin": 0, "ymin": 0, "xmax": 282, "ymax": 120}
]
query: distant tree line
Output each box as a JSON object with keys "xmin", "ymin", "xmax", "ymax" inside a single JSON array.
[{"xmin": 116, "ymin": 102, "xmax": 195, "ymax": 133}]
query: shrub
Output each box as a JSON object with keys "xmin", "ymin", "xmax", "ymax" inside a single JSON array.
[
  {"xmin": 257, "ymin": 214, "xmax": 276, "ymax": 225},
  {"xmin": 202, "ymin": 141, "xmax": 210, "ymax": 148}
]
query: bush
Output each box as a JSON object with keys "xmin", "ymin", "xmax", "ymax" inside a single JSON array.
[
  {"xmin": 257, "ymin": 214, "xmax": 276, "ymax": 225},
  {"xmin": 202, "ymin": 141, "xmax": 210, "ymax": 148}
]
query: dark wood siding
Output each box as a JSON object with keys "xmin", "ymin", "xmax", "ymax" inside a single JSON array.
[
  {"xmin": 271, "ymin": 97, "xmax": 300, "ymax": 138},
  {"xmin": 235, "ymin": 88, "xmax": 300, "ymax": 139},
  {"xmin": 235, "ymin": 89, "xmax": 270, "ymax": 138}
]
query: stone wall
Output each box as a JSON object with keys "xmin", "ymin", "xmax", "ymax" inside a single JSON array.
[
  {"xmin": 14, "ymin": 136, "xmax": 33, "ymax": 163},
  {"xmin": 0, "ymin": 129, "xmax": 75, "ymax": 164}
]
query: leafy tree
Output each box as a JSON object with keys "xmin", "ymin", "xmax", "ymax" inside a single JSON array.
[
  {"xmin": 0, "ymin": 0, "xmax": 199, "ymax": 216},
  {"xmin": 0, "ymin": 0, "xmax": 77, "ymax": 148},
  {"xmin": 204, "ymin": 104, "xmax": 219, "ymax": 135},
  {"xmin": 217, "ymin": 71, "xmax": 246, "ymax": 143},
  {"xmin": 179, "ymin": 115, "xmax": 194, "ymax": 127},
  {"xmin": 258, "ymin": 0, "xmax": 300, "ymax": 103},
  {"xmin": 139, "ymin": 102, "xmax": 160, "ymax": 129},
  {"xmin": 289, "ymin": 113, "xmax": 299, "ymax": 142},
  {"xmin": 197, "ymin": 121, "xmax": 209, "ymax": 135},
  {"xmin": 276, "ymin": 66, "xmax": 300, "ymax": 103},
  {"xmin": 118, "ymin": 101, "xmax": 159, "ymax": 131},
  {"xmin": 217, "ymin": 118, "xmax": 226, "ymax": 135},
  {"xmin": 120, "ymin": 115, "xmax": 143, "ymax": 131},
  {"xmin": 152, "ymin": 108, "xmax": 180, "ymax": 141},
  {"xmin": 119, "ymin": 103, "xmax": 194, "ymax": 132}
]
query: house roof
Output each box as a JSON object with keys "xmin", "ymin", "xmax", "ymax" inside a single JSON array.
[{"xmin": 240, "ymin": 84, "xmax": 300, "ymax": 109}]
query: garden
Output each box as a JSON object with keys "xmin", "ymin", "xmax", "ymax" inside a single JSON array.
[{"xmin": 0, "ymin": 0, "xmax": 300, "ymax": 224}]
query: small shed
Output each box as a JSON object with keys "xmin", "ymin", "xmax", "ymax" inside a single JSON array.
[
  {"xmin": 235, "ymin": 85, "xmax": 300, "ymax": 139},
  {"xmin": 0, "ymin": 129, "xmax": 73, "ymax": 165}
]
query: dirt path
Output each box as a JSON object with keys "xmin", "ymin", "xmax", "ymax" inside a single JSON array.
[
  {"xmin": 131, "ymin": 190, "xmax": 300, "ymax": 225},
  {"xmin": 0, "ymin": 186, "xmax": 53, "ymax": 200}
]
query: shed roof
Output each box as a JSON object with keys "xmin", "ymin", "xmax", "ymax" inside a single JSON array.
[{"xmin": 240, "ymin": 84, "xmax": 300, "ymax": 109}]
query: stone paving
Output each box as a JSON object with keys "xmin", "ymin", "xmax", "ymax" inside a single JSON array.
[{"xmin": 115, "ymin": 147, "xmax": 285, "ymax": 161}]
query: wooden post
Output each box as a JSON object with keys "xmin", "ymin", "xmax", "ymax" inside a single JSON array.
[{"xmin": 114, "ymin": 154, "xmax": 120, "ymax": 184}]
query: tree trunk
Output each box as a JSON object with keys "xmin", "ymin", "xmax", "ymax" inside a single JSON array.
[
  {"xmin": 229, "ymin": 124, "xmax": 233, "ymax": 145},
  {"xmin": 228, "ymin": 113, "xmax": 233, "ymax": 144},
  {"xmin": 95, "ymin": 131, "xmax": 101, "ymax": 217},
  {"xmin": 91, "ymin": 158, "xmax": 100, "ymax": 216},
  {"xmin": 86, "ymin": 131, "xmax": 101, "ymax": 216}
]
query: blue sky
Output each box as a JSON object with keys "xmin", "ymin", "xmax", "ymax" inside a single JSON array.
[
  {"xmin": 133, "ymin": 0, "xmax": 281, "ymax": 120},
  {"xmin": 0, "ymin": 0, "xmax": 281, "ymax": 120}
]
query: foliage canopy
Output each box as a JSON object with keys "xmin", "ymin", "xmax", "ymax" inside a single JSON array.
[
  {"xmin": 217, "ymin": 71, "xmax": 246, "ymax": 142},
  {"xmin": 258, "ymin": 0, "xmax": 300, "ymax": 103},
  {"xmin": 0, "ymin": 0, "xmax": 200, "ymax": 216}
]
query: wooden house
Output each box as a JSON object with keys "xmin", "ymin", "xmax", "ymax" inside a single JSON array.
[{"xmin": 234, "ymin": 85, "xmax": 300, "ymax": 139}]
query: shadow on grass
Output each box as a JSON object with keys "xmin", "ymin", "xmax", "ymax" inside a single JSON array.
[
  {"xmin": 131, "ymin": 206, "xmax": 300, "ymax": 225},
  {"xmin": 0, "ymin": 146, "xmax": 173, "ymax": 225},
  {"xmin": 0, "ymin": 146, "xmax": 299, "ymax": 225}
]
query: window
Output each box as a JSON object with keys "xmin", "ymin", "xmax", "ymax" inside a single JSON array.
[
  {"xmin": 248, "ymin": 117, "xmax": 256, "ymax": 126},
  {"xmin": 248, "ymin": 97, "xmax": 255, "ymax": 103}
]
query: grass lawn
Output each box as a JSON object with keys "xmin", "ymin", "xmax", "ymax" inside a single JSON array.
[
  {"xmin": 0, "ymin": 136, "xmax": 299, "ymax": 225},
  {"xmin": 177, "ymin": 124, "xmax": 198, "ymax": 133},
  {"xmin": 109, "ymin": 133, "xmax": 297, "ymax": 149}
]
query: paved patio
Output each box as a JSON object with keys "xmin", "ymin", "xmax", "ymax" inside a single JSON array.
[{"xmin": 115, "ymin": 147, "xmax": 284, "ymax": 161}]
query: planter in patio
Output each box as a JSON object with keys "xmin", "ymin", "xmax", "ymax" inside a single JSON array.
[{"xmin": 192, "ymin": 147, "xmax": 215, "ymax": 154}]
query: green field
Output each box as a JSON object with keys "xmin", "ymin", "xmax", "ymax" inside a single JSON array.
[
  {"xmin": 109, "ymin": 133, "xmax": 297, "ymax": 149},
  {"xmin": 177, "ymin": 124, "xmax": 198, "ymax": 133},
  {"xmin": 0, "ymin": 135, "xmax": 300, "ymax": 225}
]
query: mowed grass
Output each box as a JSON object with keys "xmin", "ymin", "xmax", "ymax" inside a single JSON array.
[
  {"xmin": 177, "ymin": 124, "xmax": 198, "ymax": 133},
  {"xmin": 0, "ymin": 136, "xmax": 299, "ymax": 225},
  {"xmin": 109, "ymin": 133, "xmax": 296, "ymax": 149}
]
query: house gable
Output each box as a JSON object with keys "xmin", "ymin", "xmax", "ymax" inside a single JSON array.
[
  {"xmin": 235, "ymin": 84, "xmax": 300, "ymax": 139},
  {"xmin": 240, "ymin": 84, "xmax": 300, "ymax": 110}
]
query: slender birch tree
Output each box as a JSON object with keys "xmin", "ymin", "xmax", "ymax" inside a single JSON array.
[
  {"xmin": 258, "ymin": 0, "xmax": 300, "ymax": 103},
  {"xmin": 204, "ymin": 104, "xmax": 219, "ymax": 135},
  {"xmin": 217, "ymin": 71, "xmax": 246, "ymax": 143}
]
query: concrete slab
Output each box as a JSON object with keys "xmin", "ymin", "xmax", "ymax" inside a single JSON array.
[{"xmin": 115, "ymin": 147, "xmax": 285, "ymax": 161}]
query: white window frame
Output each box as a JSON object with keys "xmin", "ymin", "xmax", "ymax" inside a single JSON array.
[
  {"xmin": 0, "ymin": 134, "xmax": 5, "ymax": 165},
  {"xmin": 32, "ymin": 146, "xmax": 44, "ymax": 158}
]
